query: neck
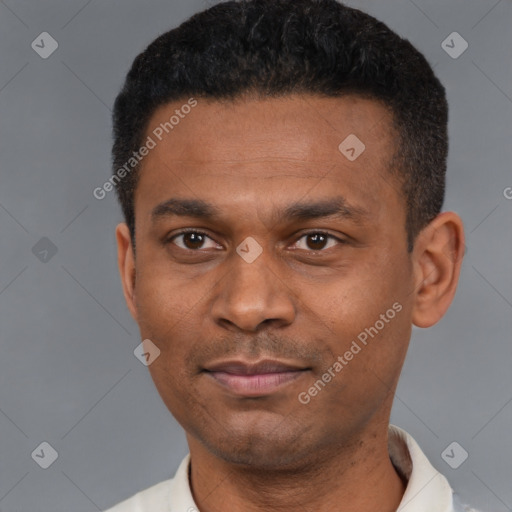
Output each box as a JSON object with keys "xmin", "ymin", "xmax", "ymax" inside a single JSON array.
[{"xmin": 187, "ymin": 425, "xmax": 407, "ymax": 512}]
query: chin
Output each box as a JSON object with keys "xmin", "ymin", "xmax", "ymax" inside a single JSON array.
[{"xmin": 192, "ymin": 413, "xmax": 318, "ymax": 471}]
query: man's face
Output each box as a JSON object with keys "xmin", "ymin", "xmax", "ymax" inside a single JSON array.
[{"xmin": 126, "ymin": 94, "xmax": 416, "ymax": 469}]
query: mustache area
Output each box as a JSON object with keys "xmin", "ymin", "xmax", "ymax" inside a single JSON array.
[{"xmin": 184, "ymin": 332, "xmax": 331, "ymax": 373}]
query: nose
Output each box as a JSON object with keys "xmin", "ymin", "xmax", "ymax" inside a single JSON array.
[{"xmin": 210, "ymin": 246, "xmax": 296, "ymax": 332}]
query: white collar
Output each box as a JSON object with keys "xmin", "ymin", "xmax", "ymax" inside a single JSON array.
[{"xmin": 388, "ymin": 425, "xmax": 455, "ymax": 511}]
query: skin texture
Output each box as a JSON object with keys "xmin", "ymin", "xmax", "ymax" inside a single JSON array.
[{"xmin": 116, "ymin": 94, "xmax": 465, "ymax": 512}]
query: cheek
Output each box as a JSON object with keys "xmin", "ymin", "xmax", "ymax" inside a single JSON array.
[
  {"xmin": 312, "ymin": 256, "xmax": 412, "ymax": 380},
  {"xmin": 134, "ymin": 273, "xmax": 203, "ymax": 394},
  {"xmin": 316, "ymin": 268, "xmax": 398, "ymax": 333},
  {"xmin": 135, "ymin": 263, "xmax": 200, "ymax": 334}
]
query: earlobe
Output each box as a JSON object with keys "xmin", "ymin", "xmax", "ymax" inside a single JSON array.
[
  {"xmin": 115, "ymin": 223, "xmax": 138, "ymax": 322},
  {"xmin": 411, "ymin": 212, "xmax": 465, "ymax": 328}
]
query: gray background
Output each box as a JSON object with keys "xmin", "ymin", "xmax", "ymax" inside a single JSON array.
[{"xmin": 0, "ymin": 0, "xmax": 510, "ymax": 511}]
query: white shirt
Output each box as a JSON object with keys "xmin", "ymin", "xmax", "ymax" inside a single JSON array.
[{"xmin": 103, "ymin": 425, "xmax": 479, "ymax": 512}]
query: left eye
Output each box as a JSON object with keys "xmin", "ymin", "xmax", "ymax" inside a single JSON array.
[{"xmin": 291, "ymin": 232, "xmax": 343, "ymax": 252}]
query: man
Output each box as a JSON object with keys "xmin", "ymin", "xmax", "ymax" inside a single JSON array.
[{"xmin": 105, "ymin": 0, "xmax": 478, "ymax": 510}]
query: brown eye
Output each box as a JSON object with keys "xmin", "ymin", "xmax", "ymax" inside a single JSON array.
[
  {"xmin": 306, "ymin": 233, "xmax": 328, "ymax": 250},
  {"xmin": 182, "ymin": 232, "xmax": 205, "ymax": 250},
  {"xmin": 292, "ymin": 232, "xmax": 343, "ymax": 252},
  {"xmin": 169, "ymin": 231, "xmax": 220, "ymax": 251}
]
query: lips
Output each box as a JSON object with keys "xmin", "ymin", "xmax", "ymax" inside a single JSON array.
[
  {"xmin": 203, "ymin": 359, "xmax": 309, "ymax": 397},
  {"xmin": 205, "ymin": 360, "xmax": 304, "ymax": 375}
]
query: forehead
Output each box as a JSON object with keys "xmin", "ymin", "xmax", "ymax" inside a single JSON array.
[
  {"xmin": 135, "ymin": 94, "xmax": 402, "ymax": 224},
  {"xmin": 146, "ymin": 93, "xmax": 394, "ymax": 162}
]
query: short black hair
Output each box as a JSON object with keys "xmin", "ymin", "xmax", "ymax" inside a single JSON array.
[{"xmin": 112, "ymin": 0, "xmax": 448, "ymax": 252}]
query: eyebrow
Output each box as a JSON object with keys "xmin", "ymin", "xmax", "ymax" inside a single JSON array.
[{"xmin": 151, "ymin": 196, "xmax": 370, "ymax": 225}]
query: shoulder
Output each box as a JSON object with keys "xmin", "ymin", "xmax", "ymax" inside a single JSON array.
[
  {"xmin": 389, "ymin": 426, "xmax": 482, "ymax": 512},
  {"xmin": 103, "ymin": 478, "xmax": 173, "ymax": 512},
  {"xmin": 103, "ymin": 454, "xmax": 193, "ymax": 512}
]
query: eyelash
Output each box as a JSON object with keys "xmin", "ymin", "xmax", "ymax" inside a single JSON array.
[{"xmin": 166, "ymin": 229, "xmax": 346, "ymax": 253}]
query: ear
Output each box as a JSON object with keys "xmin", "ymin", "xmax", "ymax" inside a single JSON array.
[
  {"xmin": 411, "ymin": 211, "xmax": 465, "ymax": 328},
  {"xmin": 115, "ymin": 223, "xmax": 138, "ymax": 322}
]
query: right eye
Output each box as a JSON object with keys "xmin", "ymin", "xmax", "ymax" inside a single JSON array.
[{"xmin": 167, "ymin": 230, "xmax": 223, "ymax": 251}]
